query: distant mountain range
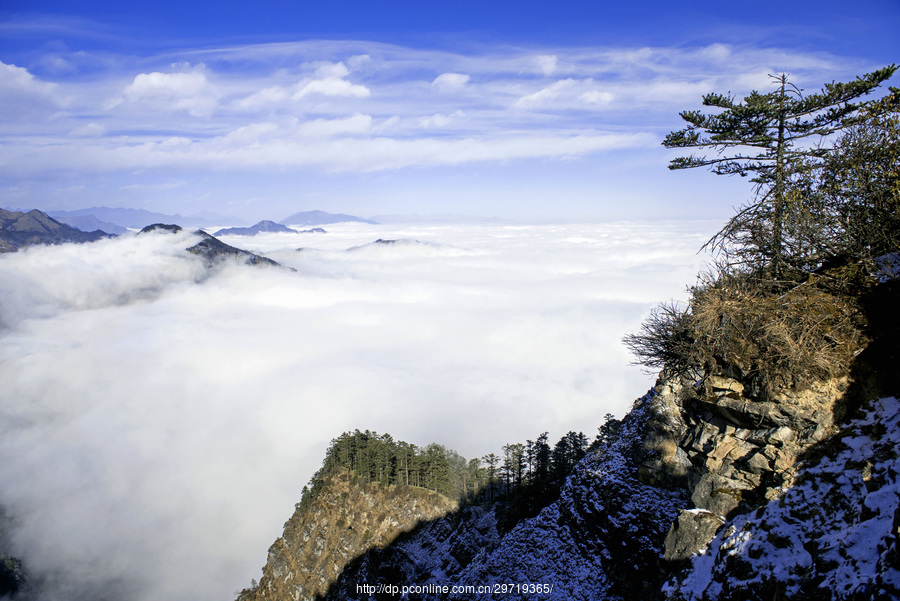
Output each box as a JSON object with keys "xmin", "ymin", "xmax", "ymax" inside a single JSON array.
[
  {"xmin": 48, "ymin": 207, "xmax": 245, "ymax": 230},
  {"xmin": 42, "ymin": 207, "xmax": 377, "ymax": 230},
  {"xmin": 214, "ymin": 221, "xmax": 297, "ymax": 236},
  {"xmin": 0, "ymin": 207, "xmax": 290, "ymax": 272},
  {"xmin": 1, "ymin": 208, "xmax": 111, "ymax": 253},
  {"xmin": 280, "ymin": 210, "xmax": 378, "ymax": 226},
  {"xmin": 52, "ymin": 214, "xmax": 129, "ymax": 236}
]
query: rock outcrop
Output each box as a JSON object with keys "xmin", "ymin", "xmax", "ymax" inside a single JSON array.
[
  {"xmin": 650, "ymin": 370, "xmax": 849, "ymax": 559},
  {"xmin": 666, "ymin": 395, "xmax": 900, "ymax": 600},
  {"xmin": 237, "ymin": 470, "xmax": 456, "ymax": 601}
]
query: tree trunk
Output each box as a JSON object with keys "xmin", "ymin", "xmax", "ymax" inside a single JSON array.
[{"xmin": 773, "ymin": 76, "xmax": 787, "ymax": 278}]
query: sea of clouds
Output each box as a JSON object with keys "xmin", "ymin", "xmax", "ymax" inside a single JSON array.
[{"xmin": 0, "ymin": 220, "xmax": 716, "ymax": 600}]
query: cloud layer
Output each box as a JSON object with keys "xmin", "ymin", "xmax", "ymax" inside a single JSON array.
[
  {"xmin": 0, "ymin": 220, "xmax": 715, "ymax": 600},
  {"xmin": 0, "ymin": 38, "xmax": 874, "ymax": 217}
]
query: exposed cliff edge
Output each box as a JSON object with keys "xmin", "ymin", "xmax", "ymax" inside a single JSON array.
[
  {"xmin": 236, "ymin": 280, "xmax": 899, "ymax": 600},
  {"xmin": 236, "ymin": 470, "xmax": 456, "ymax": 601}
]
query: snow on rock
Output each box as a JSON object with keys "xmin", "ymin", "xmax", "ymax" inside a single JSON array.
[
  {"xmin": 319, "ymin": 387, "xmax": 689, "ymax": 600},
  {"xmin": 667, "ymin": 396, "xmax": 900, "ymax": 600}
]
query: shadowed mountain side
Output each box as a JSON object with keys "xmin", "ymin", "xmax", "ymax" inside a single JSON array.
[
  {"xmin": 1, "ymin": 208, "xmax": 111, "ymax": 253},
  {"xmin": 313, "ymin": 393, "xmax": 687, "ymax": 601},
  {"xmin": 236, "ymin": 471, "xmax": 457, "ymax": 601}
]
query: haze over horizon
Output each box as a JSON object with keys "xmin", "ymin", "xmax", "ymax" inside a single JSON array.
[{"xmin": 2, "ymin": 0, "xmax": 898, "ymax": 222}]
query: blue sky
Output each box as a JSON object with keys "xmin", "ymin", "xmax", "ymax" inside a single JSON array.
[{"xmin": 1, "ymin": 0, "xmax": 898, "ymax": 221}]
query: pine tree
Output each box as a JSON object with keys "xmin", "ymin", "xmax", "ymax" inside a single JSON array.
[
  {"xmin": 664, "ymin": 66, "xmax": 897, "ymax": 277},
  {"xmin": 482, "ymin": 453, "xmax": 499, "ymax": 502}
]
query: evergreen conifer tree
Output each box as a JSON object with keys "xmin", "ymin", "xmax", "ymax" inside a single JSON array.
[{"xmin": 664, "ymin": 66, "xmax": 897, "ymax": 277}]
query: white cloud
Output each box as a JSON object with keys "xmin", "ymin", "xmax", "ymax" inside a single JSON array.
[
  {"xmin": 0, "ymin": 39, "xmax": 870, "ymax": 207},
  {"xmin": 221, "ymin": 121, "xmax": 283, "ymax": 145},
  {"xmin": 418, "ymin": 110, "xmax": 466, "ymax": 129},
  {"xmin": 534, "ymin": 54, "xmax": 558, "ymax": 76},
  {"xmin": 297, "ymin": 113, "xmax": 373, "ymax": 137},
  {"xmin": 117, "ymin": 67, "xmax": 219, "ymax": 117},
  {"xmin": 0, "ymin": 125, "xmax": 654, "ymax": 174},
  {"xmin": 68, "ymin": 122, "xmax": 107, "ymax": 137},
  {"xmin": 580, "ymin": 90, "xmax": 614, "ymax": 105},
  {"xmin": 234, "ymin": 85, "xmax": 289, "ymax": 111},
  {"xmin": 0, "ymin": 60, "xmax": 64, "ymax": 118},
  {"xmin": 514, "ymin": 78, "xmax": 618, "ymax": 110},
  {"xmin": 513, "ymin": 78, "xmax": 577, "ymax": 108},
  {"xmin": 292, "ymin": 61, "xmax": 370, "ymax": 99},
  {"xmin": 0, "ymin": 60, "xmax": 58, "ymax": 97},
  {"xmin": 432, "ymin": 72, "xmax": 470, "ymax": 91},
  {"xmin": 0, "ymin": 221, "xmax": 717, "ymax": 601}
]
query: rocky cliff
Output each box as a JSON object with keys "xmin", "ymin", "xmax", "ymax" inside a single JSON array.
[
  {"xmin": 238, "ymin": 285, "xmax": 899, "ymax": 600},
  {"xmin": 237, "ymin": 470, "xmax": 457, "ymax": 601}
]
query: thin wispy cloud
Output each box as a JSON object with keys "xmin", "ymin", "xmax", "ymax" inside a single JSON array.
[{"xmin": 0, "ymin": 40, "xmax": 870, "ymax": 204}]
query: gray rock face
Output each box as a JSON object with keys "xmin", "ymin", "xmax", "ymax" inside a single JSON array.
[
  {"xmin": 664, "ymin": 509, "xmax": 726, "ymax": 562},
  {"xmin": 682, "ymin": 375, "xmax": 846, "ymax": 517},
  {"xmin": 635, "ymin": 368, "xmax": 849, "ymax": 565},
  {"xmin": 666, "ymin": 395, "xmax": 900, "ymax": 600}
]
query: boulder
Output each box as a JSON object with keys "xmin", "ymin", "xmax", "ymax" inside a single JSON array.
[{"xmin": 664, "ymin": 509, "xmax": 726, "ymax": 561}]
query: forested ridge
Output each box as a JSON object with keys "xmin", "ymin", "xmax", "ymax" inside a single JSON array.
[{"xmin": 299, "ymin": 420, "xmax": 620, "ymax": 526}]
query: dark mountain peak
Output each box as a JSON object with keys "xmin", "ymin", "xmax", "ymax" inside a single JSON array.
[
  {"xmin": 139, "ymin": 223, "xmax": 183, "ymax": 234},
  {"xmin": 347, "ymin": 238, "xmax": 435, "ymax": 251},
  {"xmin": 187, "ymin": 231, "xmax": 291, "ymax": 270},
  {"xmin": 1, "ymin": 208, "xmax": 111, "ymax": 253},
  {"xmin": 137, "ymin": 223, "xmax": 291, "ymax": 270}
]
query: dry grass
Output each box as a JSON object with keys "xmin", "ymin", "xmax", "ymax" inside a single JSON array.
[
  {"xmin": 625, "ymin": 269, "xmax": 869, "ymax": 396},
  {"xmin": 690, "ymin": 274, "xmax": 866, "ymax": 393}
]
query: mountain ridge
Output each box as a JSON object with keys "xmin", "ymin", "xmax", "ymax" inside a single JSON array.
[
  {"xmin": 0, "ymin": 208, "xmax": 110, "ymax": 253},
  {"xmin": 279, "ymin": 210, "xmax": 378, "ymax": 226},
  {"xmin": 214, "ymin": 221, "xmax": 297, "ymax": 236},
  {"xmin": 48, "ymin": 207, "xmax": 245, "ymax": 229}
]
